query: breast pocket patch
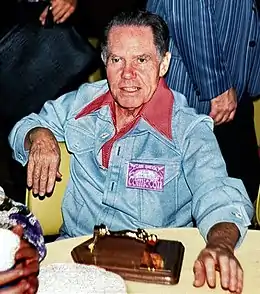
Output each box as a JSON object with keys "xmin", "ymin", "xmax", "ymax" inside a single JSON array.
[{"xmin": 126, "ymin": 162, "xmax": 165, "ymax": 191}]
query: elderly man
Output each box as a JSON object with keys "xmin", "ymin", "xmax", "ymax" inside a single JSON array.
[
  {"xmin": 0, "ymin": 187, "xmax": 45, "ymax": 293},
  {"xmin": 9, "ymin": 10, "xmax": 253, "ymax": 293}
]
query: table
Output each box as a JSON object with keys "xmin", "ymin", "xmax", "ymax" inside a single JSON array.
[{"xmin": 41, "ymin": 228, "xmax": 260, "ymax": 293}]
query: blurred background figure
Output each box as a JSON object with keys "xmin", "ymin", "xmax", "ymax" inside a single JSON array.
[{"xmin": 0, "ymin": 0, "xmax": 101, "ymax": 202}]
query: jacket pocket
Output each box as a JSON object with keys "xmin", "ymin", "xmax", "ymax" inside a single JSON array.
[
  {"xmin": 65, "ymin": 121, "xmax": 95, "ymax": 154},
  {"xmin": 103, "ymin": 158, "xmax": 180, "ymax": 226}
]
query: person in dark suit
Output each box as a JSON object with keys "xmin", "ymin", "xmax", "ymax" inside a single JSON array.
[{"xmin": 147, "ymin": 0, "xmax": 260, "ymax": 203}]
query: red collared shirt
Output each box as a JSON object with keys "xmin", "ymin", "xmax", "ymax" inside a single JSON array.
[{"xmin": 76, "ymin": 78, "xmax": 174, "ymax": 167}]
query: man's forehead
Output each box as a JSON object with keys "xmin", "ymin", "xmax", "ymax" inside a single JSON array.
[
  {"xmin": 107, "ymin": 25, "xmax": 156, "ymax": 52},
  {"xmin": 108, "ymin": 25, "xmax": 153, "ymax": 41}
]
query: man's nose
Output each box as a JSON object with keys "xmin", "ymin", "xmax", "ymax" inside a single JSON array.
[{"xmin": 121, "ymin": 63, "xmax": 136, "ymax": 79}]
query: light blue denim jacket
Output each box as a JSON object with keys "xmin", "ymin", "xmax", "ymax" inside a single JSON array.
[{"xmin": 9, "ymin": 80, "xmax": 253, "ymax": 245}]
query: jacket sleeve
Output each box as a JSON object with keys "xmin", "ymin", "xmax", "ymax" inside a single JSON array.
[
  {"xmin": 146, "ymin": 0, "xmax": 232, "ymax": 101},
  {"xmin": 8, "ymin": 89, "xmax": 77, "ymax": 167},
  {"xmin": 0, "ymin": 187, "xmax": 46, "ymax": 261},
  {"xmin": 175, "ymin": 111, "xmax": 253, "ymax": 247}
]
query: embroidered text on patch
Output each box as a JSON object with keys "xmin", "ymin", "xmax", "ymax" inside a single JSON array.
[{"xmin": 126, "ymin": 163, "xmax": 165, "ymax": 191}]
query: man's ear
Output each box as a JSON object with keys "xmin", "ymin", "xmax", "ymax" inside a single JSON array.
[
  {"xmin": 159, "ymin": 52, "xmax": 171, "ymax": 77},
  {"xmin": 101, "ymin": 53, "xmax": 106, "ymax": 65}
]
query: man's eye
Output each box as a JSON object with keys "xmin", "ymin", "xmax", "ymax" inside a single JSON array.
[
  {"xmin": 137, "ymin": 57, "xmax": 147, "ymax": 63},
  {"xmin": 111, "ymin": 57, "xmax": 121, "ymax": 63}
]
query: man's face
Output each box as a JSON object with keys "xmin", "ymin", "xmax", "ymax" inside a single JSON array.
[{"xmin": 105, "ymin": 25, "xmax": 171, "ymax": 111}]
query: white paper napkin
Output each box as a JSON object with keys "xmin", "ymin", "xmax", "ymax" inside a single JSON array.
[{"xmin": 38, "ymin": 263, "xmax": 127, "ymax": 293}]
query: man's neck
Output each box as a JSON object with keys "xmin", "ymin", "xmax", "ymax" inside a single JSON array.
[{"xmin": 115, "ymin": 104, "xmax": 141, "ymax": 132}]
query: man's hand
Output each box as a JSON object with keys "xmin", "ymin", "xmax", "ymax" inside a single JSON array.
[
  {"xmin": 0, "ymin": 226, "xmax": 40, "ymax": 294},
  {"xmin": 209, "ymin": 87, "xmax": 237, "ymax": 125},
  {"xmin": 39, "ymin": 0, "xmax": 77, "ymax": 25},
  {"xmin": 26, "ymin": 127, "xmax": 62, "ymax": 196},
  {"xmin": 0, "ymin": 270, "xmax": 29, "ymax": 294},
  {"xmin": 193, "ymin": 222, "xmax": 242, "ymax": 293},
  {"xmin": 193, "ymin": 243, "xmax": 243, "ymax": 293}
]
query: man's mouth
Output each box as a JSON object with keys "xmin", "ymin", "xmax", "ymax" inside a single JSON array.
[{"xmin": 120, "ymin": 87, "xmax": 141, "ymax": 93}]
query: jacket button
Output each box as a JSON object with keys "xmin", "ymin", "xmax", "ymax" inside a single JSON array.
[
  {"xmin": 100, "ymin": 133, "xmax": 110, "ymax": 139},
  {"xmin": 196, "ymin": 90, "xmax": 201, "ymax": 96},
  {"xmin": 249, "ymin": 40, "xmax": 256, "ymax": 47}
]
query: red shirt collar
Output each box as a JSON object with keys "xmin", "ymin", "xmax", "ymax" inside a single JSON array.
[{"xmin": 76, "ymin": 78, "xmax": 173, "ymax": 140}]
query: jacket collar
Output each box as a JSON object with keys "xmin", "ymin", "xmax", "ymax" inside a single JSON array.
[{"xmin": 76, "ymin": 78, "xmax": 174, "ymax": 140}]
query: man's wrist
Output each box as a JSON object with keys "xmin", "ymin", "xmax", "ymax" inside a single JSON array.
[
  {"xmin": 207, "ymin": 222, "xmax": 240, "ymax": 251},
  {"xmin": 28, "ymin": 127, "xmax": 44, "ymax": 143},
  {"xmin": 25, "ymin": 128, "xmax": 38, "ymax": 150},
  {"xmin": 25, "ymin": 127, "xmax": 47, "ymax": 150}
]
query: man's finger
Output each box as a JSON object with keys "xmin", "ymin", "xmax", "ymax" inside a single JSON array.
[
  {"xmin": 39, "ymin": 7, "xmax": 48, "ymax": 25},
  {"xmin": 0, "ymin": 279, "xmax": 29, "ymax": 294},
  {"xmin": 209, "ymin": 103, "xmax": 224, "ymax": 124},
  {"xmin": 218, "ymin": 255, "xmax": 230, "ymax": 289},
  {"xmin": 228, "ymin": 258, "xmax": 238, "ymax": 292},
  {"xmin": 39, "ymin": 164, "xmax": 49, "ymax": 196},
  {"xmin": 27, "ymin": 158, "xmax": 35, "ymax": 188},
  {"xmin": 227, "ymin": 109, "xmax": 236, "ymax": 122},
  {"xmin": 0, "ymin": 270, "xmax": 23, "ymax": 287},
  {"xmin": 209, "ymin": 109, "xmax": 217, "ymax": 120},
  {"xmin": 52, "ymin": 6, "xmax": 67, "ymax": 22},
  {"xmin": 52, "ymin": 2, "xmax": 73, "ymax": 22},
  {"xmin": 46, "ymin": 161, "xmax": 59, "ymax": 194},
  {"xmin": 32, "ymin": 162, "xmax": 41, "ymax": 195},
  {"xmin": 56, "ymin": 171, "xmax": 62, "ymax": 179},
  {"xmin": 193, "ymin": 259, "xmax": 205, "ymax": 287},
  {"xmin": 213, "ymin": 112, "xmax": 225, "ymax": 125},
  {"xmin": 236, "ymin": 266, "xmax": 243, "ymax": 293},
  {"xmin": 203, "ymin": 256, "xmax": 216, "ymax": 288},
  {"xmin": 57, "ymin": 8, "xmax": 74, "ymax": 23},
  {"xmin": 216, "ymin": 113, "xmax": 230, "ymax": 125}
]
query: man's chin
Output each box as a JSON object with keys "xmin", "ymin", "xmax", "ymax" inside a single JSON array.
[
  {"xmin": 119, "ymin": 104, "xmax": 142, "ymax": 110},
  {"xmin": 115, "ymin": 101, "xmax": 143, "ymax": 112}
]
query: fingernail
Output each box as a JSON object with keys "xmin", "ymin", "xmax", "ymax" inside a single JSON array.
[{"xmin": 193, "ymin": 280, "xmax": 198, "ymax": 287}]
